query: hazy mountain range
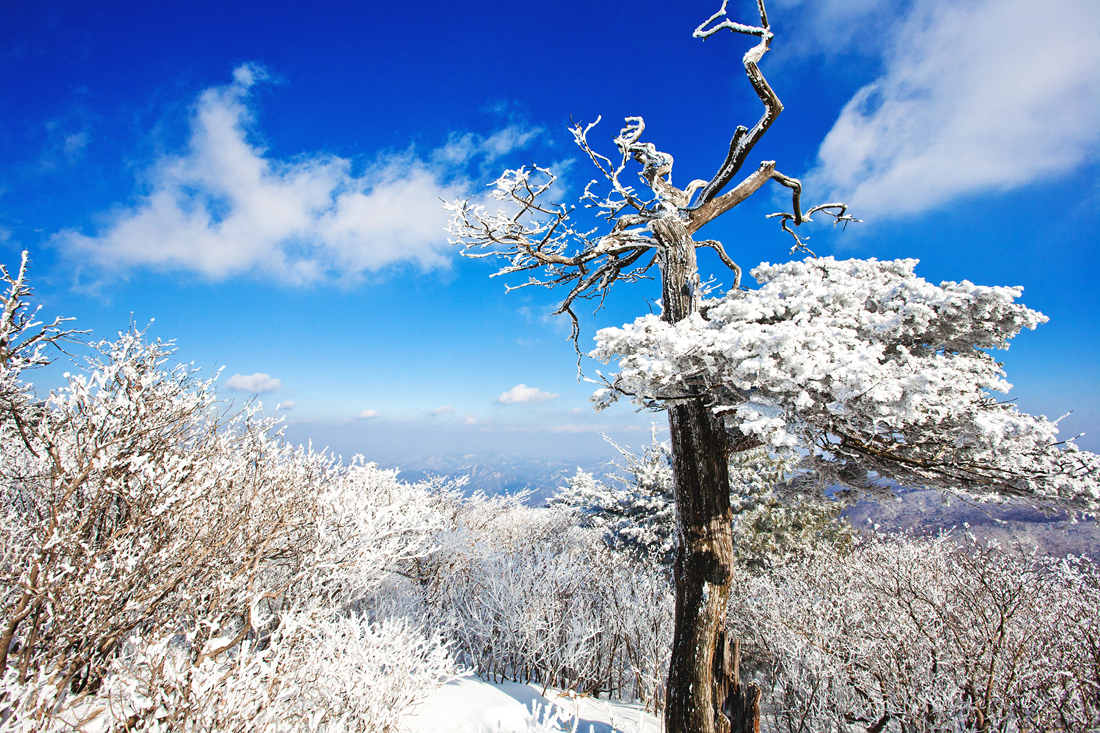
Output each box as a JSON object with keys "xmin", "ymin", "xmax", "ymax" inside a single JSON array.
[
  {"xmin": 844, "ymin": 486, "xmax": 1099, "ymax": 557},
  {"xmin": 384, "ymin": 452, "xmax": 622, "ymax": 507},
  {"xmin": 386, "ymin": 453, "xmax": 1098, "ymax": 557}
]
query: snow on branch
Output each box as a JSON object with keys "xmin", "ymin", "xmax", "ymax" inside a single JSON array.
[
  {"xmin": 0, "ymin": 251, "xmax": 83, "ymax": 375},
  {"xmin": 591, "ymin": 257, "xmax": 1100, "ymax": 507},
  {"xmin": 446, "ymin": 0, "xmax": 853, "ymax": 354},
  {"xmin": 447, "ymin": 153, "xmax": 662, "ymax": 351},
  {"xmin": 689, "ymin": 0, "xmax": 780, "ymax": 208}
]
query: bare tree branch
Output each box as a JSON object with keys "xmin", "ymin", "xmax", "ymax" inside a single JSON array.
[
  {"xmin": 766, "ymin": 172, "xmax": 861, "ymax": 254},
  {"xmin": 445, "ymin": 0, "xmax": 853, "ymax": 386},
  {"xmin": 447, "ymin": 141, "xmax": 664, "ymax": 361},
  {"xmin": 695, "ymin": 241, "xmax": 742, "ymax": 289},
  {"xmin": 687, "ymin": 160, "xmax": 777, "ymax": 231},
  {"xmin": 0, "ymin": 251, "xmax": 84, "ymax": 372},
  {"xmin": 690, "ymin": 0, "xmax": 781, "ymax": 207}
]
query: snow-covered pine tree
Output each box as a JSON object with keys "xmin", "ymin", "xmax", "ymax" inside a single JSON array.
[
  {"xmin": 553, "ymin": 429, "xmax": 678, "ymax": 565},
  {"xmin": 554, "ymin": 430, "xmax": 853, "ymax": 572},
  {"xmin": 592, "ymin": 256, "xmax": 1100, "ymax": 509},
  {"xmin": 449, "ymin": 2, "xmax": 1100, "ymax": 730}
]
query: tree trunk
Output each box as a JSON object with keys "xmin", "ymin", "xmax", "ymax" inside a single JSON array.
[
  {"xmin": 718, "ymin": 636, "xmax": 762, "ymax": 733},
  {"xmin": 653, "ymin": 216, "xmax": 755, "ymax": 733},
  {"xmin": 666, "ymin": 396, "xmax": 735, "ymax": 733}
]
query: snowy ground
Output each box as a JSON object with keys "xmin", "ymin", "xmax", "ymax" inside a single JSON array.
[{"xmin": 404, "ymin": 677, "xmax": 661, "ymax": 733}]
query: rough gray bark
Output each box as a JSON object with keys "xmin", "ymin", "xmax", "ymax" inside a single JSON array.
[
  {"xmin": 655, "ymin": 216, "xmax": 760, "ymax": 733},
  {"xmin": 665, "ymin": 396, "xmax": 736, "ymax": 733}
]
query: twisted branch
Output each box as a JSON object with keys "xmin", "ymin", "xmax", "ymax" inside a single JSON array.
[
  {"xmin": 447, "ymin": 0, "xmax": 855, "ymax": 368},
  {"xmin": 690, "ymin": 0, "xmax": 781, "ymax": 207}
]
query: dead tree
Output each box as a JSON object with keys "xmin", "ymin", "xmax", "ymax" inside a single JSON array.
[{"xmin": 448, "ymin": 2, "xmax": 855, "ymax": 731}]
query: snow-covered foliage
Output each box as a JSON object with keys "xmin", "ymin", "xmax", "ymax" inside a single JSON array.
[
  {"xmin": 727, "ymin": 533, "xmax": 1100, "ymax": 732},
  {"xmin": 593, "ymin": 257, "xmax": 1100, "ymax": 507},
  {"xmin": 0, "ymin": 258, "xmax": 460, "ymax": 731},
  {"xmin": 727, "ymin": 446, "xmax": 857, "ymax": 571},
  {"xmin": 552, "ymin": 430, "xmax": 677, "ymax": 564},
  {"xmin": 414, "ymin": 493, "xmax": 674, "ymax": 713},
  {"xmin": 4, "ymin": 616, "xmax": 457, "ymax": 733},
  {"xmin": 553, "ymin": 430, "xmax": 852, "ymax": 571}
]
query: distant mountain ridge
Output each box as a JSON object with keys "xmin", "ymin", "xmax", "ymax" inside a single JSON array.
[
  {"xmin": 383, "ymin": 452, "xmax": 621, "ymax": 506},
  {"xmin": 844, "ymin": 486, "xmax": 1099, "ymax": 557},
  {"xmin": 385, "ymin": 453, "xmax": 1099, "ymax": 557}
]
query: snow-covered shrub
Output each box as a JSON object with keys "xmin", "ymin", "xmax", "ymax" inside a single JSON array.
[
  {"xmin": 91, "ymin": 615, "xmax": 455, "ymax": 733},
  {"xmin": 0, "ymin": 259, "xmax": 457, "ymax": 730},
  {"xmin": 415, "ymin": 492, "xmax": 674, "ymax": 712},
  {"xmin": 2, "ymin": 615, "xmax": 458, "ymax": 733},
  {"xmin": 726, "ymin": 533, "xmax": 1100, "ymax": 732}
]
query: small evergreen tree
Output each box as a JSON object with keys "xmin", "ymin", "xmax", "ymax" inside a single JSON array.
[{"xmin": 554, "ymin": 430, "xmax": 855, "ymax": 572}]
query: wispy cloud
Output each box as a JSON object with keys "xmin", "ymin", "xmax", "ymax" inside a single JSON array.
[
  {"xmin": 428, "ymin": 405, "xmax": 454, "ymax": 415},
  {"xmin": 495, "ymin": 384, "xmax": 560, "ymax": 405},
  {"xmin": 53, "ymin": 64, "xmax": 539, "ymax": 284},
  {"xmin": 800, "ymin": 0, "xmax": 1100, "ymax": 219},
  {"xmin": 356, "ymin": 409, "xmax": 380, "ymax": 419},
  {"xmin": 431, "ymin": 127, "xmax": 540, "ymax": 171},
  {"xmin": 771, "ymin": 0, "xmax": 902, "ymax": 60},
  {"xmin": 38, "ymin": 105, "xmax": 96, "ymax": 171},
  {"xmin": 277, "ymin": 400, "xmax": 296, "ymax": 411},
  {"xmin": 225, "ymin": 372, "xmax": 282, "ymax": 393}
]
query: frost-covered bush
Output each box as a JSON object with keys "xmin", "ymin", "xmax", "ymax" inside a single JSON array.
[
  {"xmin": 0, "ymin": 258, "xmax": 458, "ymax": 731},
  {"xmin": 726, "ymin": 533, "xmax": 1100, "ymax": 732},
  {"xmin": 414, "ymin": 492, "xmax": 674, "ymax": 712},
  {"xmin": 3, "ymin": 615, "xmax": 458, "ymax": 733}
]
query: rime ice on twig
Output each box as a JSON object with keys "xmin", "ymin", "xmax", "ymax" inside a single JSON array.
[{"xmin": 447, "ymin": 3, "xmax": 858, "ymax": 364}]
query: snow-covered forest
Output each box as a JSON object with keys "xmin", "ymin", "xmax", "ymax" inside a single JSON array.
[{"xmin": 1, "ymin": 250, "xmax": 1098, "ymax": 732}]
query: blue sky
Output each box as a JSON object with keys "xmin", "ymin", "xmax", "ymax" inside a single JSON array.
[{"xmin": 2, "ymin": 0, "xmax": 1098, "ymax": 464}]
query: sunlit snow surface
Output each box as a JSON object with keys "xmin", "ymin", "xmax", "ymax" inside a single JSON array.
[{"xmin": 404, "ymin": 677, "xmax": 660, "ymax": 733}]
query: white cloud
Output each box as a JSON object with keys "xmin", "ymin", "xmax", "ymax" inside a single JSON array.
[
  {"xmin": 431, "ymin": 127, "xmax": 541, "ymax": 169},
  {"xmin": 428, "ymin": 405, "xmax": 454, "ymax": 415},
  {"xmin": 804, "ymin": 0, "xmax": 1100, "ymax": 219},
  {"xmin": 53, "ymin": 64, "xmax": 538, "ymax": 284},
  {"xmin": 356, "ymin": 409, "xmax": 380, "ymax": 419},
  {"xmin": 495, "ymin": 384, "xmax": 560, "ymax": 405},
  {"xmin": 771, "ymin": 0, "xmax": 900, "ymax": 60},
  {"xmin": 278, "ymin": 400, "xmax": 296, "ymax": 411},
  {"xmin": 225, "ymin": 372, "xmax": 282, "ymax": 393}
]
